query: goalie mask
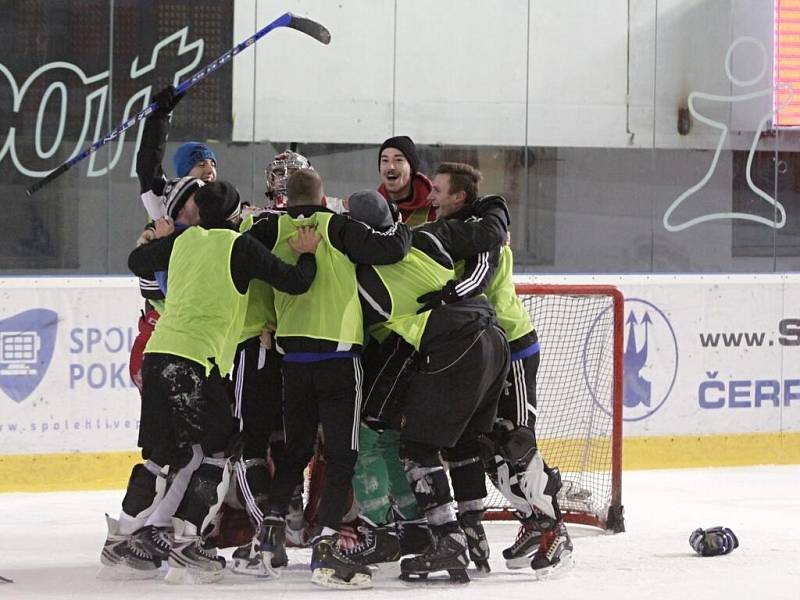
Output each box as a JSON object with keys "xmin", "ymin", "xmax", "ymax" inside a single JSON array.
[{"xmin": 265, "ymin": 150, "xmax": 312, "ymax": 209}]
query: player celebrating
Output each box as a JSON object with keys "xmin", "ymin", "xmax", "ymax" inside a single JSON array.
[
  {"xmin": 427, "ymin": 162, "xmax": 574, "ymax": 577},
  {"xmin": 122, "ymin": 181, "xmax": 319, "ymax": 583},
  {"xmin": 349, "ymin": 189, "xmax": 511, "ymax": 583},
  {"xmin": 377, "ymin": 136, "xmax": 436, "ymax": 225}
]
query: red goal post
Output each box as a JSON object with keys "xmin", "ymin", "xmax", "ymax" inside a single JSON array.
[{"xmin": 483, "ymin": 284, "xmax": 625, "ymax": 533}]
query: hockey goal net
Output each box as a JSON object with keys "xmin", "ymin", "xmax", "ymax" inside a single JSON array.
[{"xmin": 484, "ymin": 284, "xmax": 625, "ymax": 532}]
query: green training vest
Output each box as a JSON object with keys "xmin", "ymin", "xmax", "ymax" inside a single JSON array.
[
  {"xmin": 483, "ymin": 245, "xmax": 534, "ymax": 343},
  {"xmin": 145, "ymin": 227, "xmax": 248, "ymax": 376},
  {"xmin": 372, "ymin": 247, "xmax": 454, "ymax": 350},
  {"xmin": 272, "ymin": 212, "xmax": 362, "ymax": 345},
  {"xmin": 403, "ymin": 205, "xmax": 431, "ymax": 228},
  {"xmin": 238, "ymin": 216, "xmax": 277, "ymax": 341}
]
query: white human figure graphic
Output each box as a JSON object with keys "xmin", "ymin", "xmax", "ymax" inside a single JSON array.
[{"xmin": 663, "ymin": 37, "xmax": 792, "ymax": 232}]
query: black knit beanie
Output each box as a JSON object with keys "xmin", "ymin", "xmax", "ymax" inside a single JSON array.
[
  {"xmin": 195, "ymin": 181, "xmax": 241, "ymax": 228},
  {"xmin": 378, "ymin": 136, "xmax": 419, "ymax": 174}
]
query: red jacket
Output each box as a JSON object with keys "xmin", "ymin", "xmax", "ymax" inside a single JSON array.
[{"xmin": 378, "ymin": 172, "xmax": 437, "ymax": 226}]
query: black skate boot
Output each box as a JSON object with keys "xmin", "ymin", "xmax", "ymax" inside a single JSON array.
[
  {"xmin": 396, "ymin": 518, "xmax": 433, "ymax": 556},
  {"xmin": 341, "ymin": 516, "xmax": 401, "ymax": 565},
  {"xmin": 530, "ymin": 520, "xmax": 573, "ymax": 579},
  {"xmin": 231, "ymin": 533, "xmax": 282, "ymax": 578},
  {"xmin": 399, "ymin": 521, "xmax": 470, "ymax": 584},
  {"xmin": 458, "ymin": 510, "xmax": 491, "ymax": 574},
  {"xmin": 97, "ymin": 515, "xmax": 160, "ymax": 580},
  {"xmin": 310, "ymin": 532, "xmax": 372, "ymax": 589},
  {"xmin": 502, "ymin": 512, "xmax": 557, "ymax": 569},
  {"xmin": 130, "ymin": 525, "xmax": 172, "ymax": 563},
  {"xmin": 231, "ymin": 537, "xmax": 263, "ymax": 577},
  {"xmin": 165, "ymin": 519, "xmax": 226, "ymax": 584},
  {"xmin": 256, "ymin": 512, "xmax": 288, "ymax": 572},
  {"xmin": 285, "ymin": 484, "xmax": 309, "ymax": 547}
]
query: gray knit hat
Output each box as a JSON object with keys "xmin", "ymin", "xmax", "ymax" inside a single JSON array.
[{"xmin": 348, "ymin": 190, "xmax": 395, "ymax": 230}]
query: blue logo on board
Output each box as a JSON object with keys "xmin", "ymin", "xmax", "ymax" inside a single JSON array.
[{"xmin": 0, "ymin": 309, "xmax": 58, "ymax": 403}]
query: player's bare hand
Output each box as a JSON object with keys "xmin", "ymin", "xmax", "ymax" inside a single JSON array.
[
  {"xmin": 136, "ymin": 228, "xmax": 157, "ymax": 247},
  {"xmin": 153, "ymin": 217, "xmax": 175, "ymax": 238},
  {"xmin": 259, "ymin": 327, "xmax": 274, "ymax": 350},
  {"xmin": 289, "ymin": 226, "xmax": 321, "ymax": 255}
]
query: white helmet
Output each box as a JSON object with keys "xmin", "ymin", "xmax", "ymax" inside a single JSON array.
[{"xmin": 264, "ymin": 150, "xmax": 312, "ymax": 209}]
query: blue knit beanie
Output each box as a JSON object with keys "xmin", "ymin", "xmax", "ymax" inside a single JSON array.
[{"xmin": 172, "ymin": 142, "xmax": 217, "ymax": 177}]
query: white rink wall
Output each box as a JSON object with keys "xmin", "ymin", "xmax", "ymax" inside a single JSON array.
[
  {"xmin": 1, "ymin": 274, "xmax": 799, "ymax": 460},
  {"xmin": 0, "ymin": 278, "xmax": 142, "ymax": 455},
  {"xmin": 232, "ymin": 0, "xmax": 774, "ymax": 150},
  {"xmin": 518, "ymin": 273, "xmax": 800, "ymax": 439}
]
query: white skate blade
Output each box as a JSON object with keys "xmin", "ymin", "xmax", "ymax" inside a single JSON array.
[
  {"xmin": 165, "ymin": 565, "xmax": 224, "ymax": 584},
  {"xmin": 230, "ymin": 556, "xmax": 281, "ymax": 579},
  {"xmin": 533, "ymin": 551, "xmax": 574, "ymax": 580},
  {"xmin": 96, "ymin": 563, "xmax": 160, "ymax": 581},
  {"xmin": 399, "ymin": 571, "xmax": 470, "ymax": 586},
  {"xmin": 311, "ymin": 568, "xmax": 372, "ymax": 589},
  {"xmin": 505, "ymin": 554, "xmax": 535, "ymax": 570}
]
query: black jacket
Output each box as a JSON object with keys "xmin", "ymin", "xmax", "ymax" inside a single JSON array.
[
  {"xmin": 135, "ymin": 112, "xmax": 171, "ymax": 302},
  {"xmin": 431, "ymin": 194, "xmax": 510, "ymax": 301}
]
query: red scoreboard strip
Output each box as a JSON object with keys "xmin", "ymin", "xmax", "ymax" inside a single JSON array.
[{"xmin": 775, "ymin": 0, "xmax": 800, "ymax": 126}]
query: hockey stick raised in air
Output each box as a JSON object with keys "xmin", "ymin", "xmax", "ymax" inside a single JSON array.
[{"xmin": 26, "ymin": 12, "xmax": 331, "ymax": 196}]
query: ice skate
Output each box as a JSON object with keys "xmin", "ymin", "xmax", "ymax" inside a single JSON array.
[
  {"xmin": 399, "ymin": 522, "xmax": 470, "ymax": 585},
  {"xmin": 285, "ymin": 484, "xmax": 310, "ymax": 547},
  {"xmin": 129, "ymin": 524, "xmax": 172, "ymax": 563},
  {"xmin": 230, "ymin": 534, "xmax": 280, "ymax": 578},
  {"xmin": 164, "ymin": 519, "xmax": 225, "ymax": 584},
  {"xmin": 458, "ymin": 509, "xmax": 490, "ymax": 574},
  {"xmin": 96, "ymin": 514, "xmax": 160, "ymax": 580},
  {"xmin": 340, "ymin": 516, "xmax": 401, "ymax": 565},
  {"xmin": 256, "ymin": 512, "xmax": 288, "ymax": 573},
  {"xmin": 310, "ymin": 532, "xmax": 372, "ymax": 589},
  {"xmin": 503, "ymin": 512, "xmax": 557, "ymax": 569},
  {"xmin": 396, "ymin": 517, "xmax": 432, "ymax": 556},
  {"xmin": 529, "ymin": 520, "xmax": 574, "ymax": 579}
]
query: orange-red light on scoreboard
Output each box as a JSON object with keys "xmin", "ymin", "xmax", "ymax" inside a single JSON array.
[{"xmin": 775, "ymin": 0, "xmax": 800, "ymax": 126}]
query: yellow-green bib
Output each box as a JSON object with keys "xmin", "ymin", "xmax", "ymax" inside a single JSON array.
[
  {"xmin": 238, "ymin": 216, "xmax": 276, "ymax": 341},
  {"xmin": 403, "ymin": 206, "xmax": 431, "ymax": 228},
  {"xmin": 272, "ymin": 212, "xmax": 362, "ymax": 344},
  {"xmin": 372, "ymin": 248, "xmax": 453, "ymax": 350},
  {"xmin": 145, "ymin": 227, "xmax": 248, "ymax": 376},
  {"xmin": 483, "ymin": 245, "xmax": 534, "ymax": 342}
]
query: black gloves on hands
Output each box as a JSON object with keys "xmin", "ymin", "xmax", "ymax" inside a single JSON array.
[
  {"xmin": 416, "ymin": 280, "xmax": 460, "ymax": 313},
  {"xmin": 151, "ymin": 85, "xmax": 184, "ymax": 117}
]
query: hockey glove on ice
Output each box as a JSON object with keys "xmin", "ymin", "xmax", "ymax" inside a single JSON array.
[{"xmin": 689, "ymin": 526, "xmax": 739, "ymax": 556}]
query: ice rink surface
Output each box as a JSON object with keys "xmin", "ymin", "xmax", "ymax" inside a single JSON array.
[{"xmin": 0, "ymin": 465, "xmax": 797, "ymax": 599}]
